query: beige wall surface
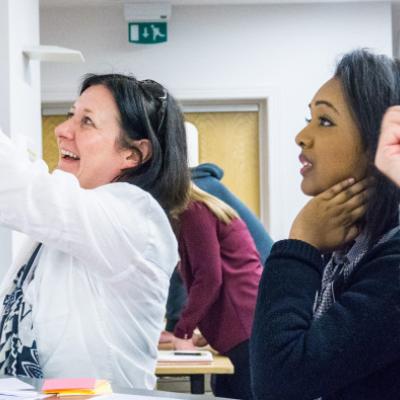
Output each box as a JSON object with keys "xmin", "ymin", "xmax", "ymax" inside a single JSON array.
[{"xmin": 42, "ymin": 115, "xmax": 65, "ymax": 172}]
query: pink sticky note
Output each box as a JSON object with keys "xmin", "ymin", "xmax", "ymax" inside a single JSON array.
[{"xmin": 42, "ymin": 378, "xmax": 97, "ymax": 391}]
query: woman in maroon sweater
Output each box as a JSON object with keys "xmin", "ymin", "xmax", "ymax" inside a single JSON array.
[{"xmin": 171, "ymin": 183, "xmax": 262, "ymax": 400}]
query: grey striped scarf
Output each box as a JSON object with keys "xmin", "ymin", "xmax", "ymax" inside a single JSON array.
[{"xmin": 313, "ymin": 226, "xmax": 400, "ymax": 319}]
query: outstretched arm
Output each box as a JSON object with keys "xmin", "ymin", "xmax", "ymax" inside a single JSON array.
[
  {"xmin": 174, "ymin": 204, "xmax": 223, "ymax": 340},
  {"xmin": 0, "ymin": 130, "xmax": 174, "ymax": 278}
]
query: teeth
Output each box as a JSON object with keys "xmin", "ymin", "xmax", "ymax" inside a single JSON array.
[
  {"xmin": 61, "ymin": 149, "xmax": 79, "ymax": 159},
  {"xmin": 302, "ymin": 161, "xmax": 312, "ymax": 167}
]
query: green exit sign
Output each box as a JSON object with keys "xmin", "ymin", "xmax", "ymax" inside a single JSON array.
[{"xmin": 128, "ymin": 22, "xmax": 168, "ymax": 44}]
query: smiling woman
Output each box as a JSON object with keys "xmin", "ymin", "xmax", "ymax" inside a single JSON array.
[
  {"xmin": 55, "ymin": 85, "xmax": 136, "ymax": 189},
  {"xmin": 250, "ymin": 49, "xmax": 400, "ymax": 400},
  {"xmin": 0, "ymin": 73, "xmax": 190, "ymax": 389}
]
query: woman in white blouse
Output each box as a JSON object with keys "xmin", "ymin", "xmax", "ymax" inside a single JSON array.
[{"xmin": 0, "ymin": 74, "xmax": 189, "ymax": 389}]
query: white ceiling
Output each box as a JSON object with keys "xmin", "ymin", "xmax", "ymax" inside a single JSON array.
[{"xmin": 39, "ymin": 0, "xmax": 397, "ymax": 8}]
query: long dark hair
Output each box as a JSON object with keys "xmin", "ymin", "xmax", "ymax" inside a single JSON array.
[
  {"xmin": 335, "ymin": 49, "xmax": 400, "ymax": 243},
  {"xmin": 80, "ymin": 74, "xmax": 190, "ymax": 216}
]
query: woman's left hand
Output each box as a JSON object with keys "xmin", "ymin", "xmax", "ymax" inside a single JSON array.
[
  {"xmin": 172, "ymin": 336, "xmax": 197, "ymax": 350},
  {"xmin": 159, "ymin": 330, "xmax": 174, "ymax": 343},
  {"xmin": 289, "ymin": 177, "xmax": 371, "ymax": 252},
  {"xmin": 192, "ymin": 332, "xmax": 208, "ymax": 347}
]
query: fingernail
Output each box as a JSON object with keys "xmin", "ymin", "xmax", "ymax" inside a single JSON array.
[{"xmin": 348, "ymin": 178, "xmax": 355, "ymax": 184}]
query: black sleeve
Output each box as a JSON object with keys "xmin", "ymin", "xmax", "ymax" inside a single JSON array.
[{"xmin": 250, "ymin": 238, "xmax": 400, "ymax": 400}]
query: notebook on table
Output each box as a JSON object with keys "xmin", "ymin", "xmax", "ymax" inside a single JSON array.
[{"xmin": 157, "ymin": 350, "xmax": 213, "ymax": 364}]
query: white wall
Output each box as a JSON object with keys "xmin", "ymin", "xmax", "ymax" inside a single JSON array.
[
  {"xmin": 0, "ymin": 0, "xmax": 41, "ymax": 273},
  {"xmin": 40, "ymin": 2, "xmax": 393, "ymax": 240},
  {"xmin": 392, "ymin": 3, "xmax": 400, "ymax": 57}
]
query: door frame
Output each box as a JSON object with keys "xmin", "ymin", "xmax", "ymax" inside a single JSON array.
[{"xmin": 173, "ymin": 86, "xmax": 282, "ymax": 234}]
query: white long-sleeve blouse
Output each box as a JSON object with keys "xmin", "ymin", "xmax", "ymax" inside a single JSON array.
[{"xmin": 0, "ymin": 131, "xmax": 178, "ymax": 389}]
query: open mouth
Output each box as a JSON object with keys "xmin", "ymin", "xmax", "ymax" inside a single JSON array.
[
  {"xmin": 299, "ymin": 154, "xmax": 313, "ymax": 175},
  {"xmin": 60, "ymin": 149, "xmax": 80, "ymax": 161}
]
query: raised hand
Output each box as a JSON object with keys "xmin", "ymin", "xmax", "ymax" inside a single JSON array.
[{"xmin": 375, "ymin": 106, "xmax": 400, "ymax": 187}]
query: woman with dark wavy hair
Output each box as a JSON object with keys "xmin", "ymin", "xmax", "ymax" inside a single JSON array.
[
  {"xmin": 0, "ymin": 74, "xmax": 190, "ymax": 389},
  {"xmin": 251, "ymin": 49, "xmax": 400, "ymax": 400}
]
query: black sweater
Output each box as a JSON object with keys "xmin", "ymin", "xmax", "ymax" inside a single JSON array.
[{"xmin": 250, "ymin": 232, "xmax": 400, "ymax": 400}]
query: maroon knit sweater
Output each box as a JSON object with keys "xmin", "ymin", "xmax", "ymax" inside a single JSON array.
[{"xmin": 174, "ymin": 201, "xmax": 262, "ymax": 354}]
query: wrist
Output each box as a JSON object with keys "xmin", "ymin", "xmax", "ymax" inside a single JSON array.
[
  {"xmin": 289, "ymin": 228, "xmax": 320, "ymax": 249},
  {"xmin": 270, "ymin": 239, "xmax": 324, "ymax": 273}
]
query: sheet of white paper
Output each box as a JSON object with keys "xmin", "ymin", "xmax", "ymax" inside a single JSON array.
[
  {"xmin": 0, "ymin": 392, "xmax": 48, "ymax": 399},
  {"xmin": 98, "ymin": 394, "xmax": 182, "ymax": 400},
  {"xmin": 1, "ymin": 393, "xmax": 49, "ymax": 398},
  {"xmin": 0, "ymin": 378, "xmax": 34, "ymax": 391},
  {"xmin": 0, "ymin": 378, "xmax": 48, "ymax": 399}
]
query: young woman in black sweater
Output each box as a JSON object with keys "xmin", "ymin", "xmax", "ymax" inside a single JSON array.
[{"xmin": 250, "ymin": 49, "xmax": 400, "ymax": 400}]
